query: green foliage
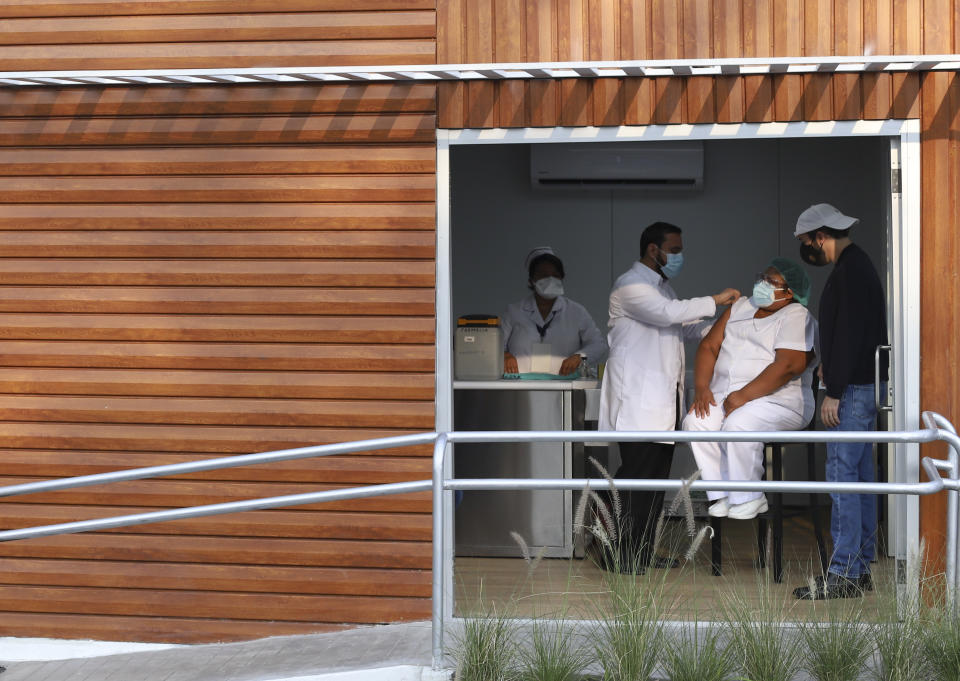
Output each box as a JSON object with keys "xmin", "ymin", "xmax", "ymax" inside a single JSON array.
[
  {"xmin": 518, "ymin": 618, "xmax": 592, "ymax": 681},
  {"xmin": 660, "ymin": 623, "xmax": 736, "ymax": 681},
  {"xmin": 449, "ymin": 594, "xmax": 520, "ymax": 681},
  {"xmin": 801, "ymin": 603, "xmax": 875, "ymax": 681}
]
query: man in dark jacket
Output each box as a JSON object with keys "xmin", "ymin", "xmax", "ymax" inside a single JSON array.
[{"xmin": 791, "ymin": 203, "xmax": 888, "ymax": 600}]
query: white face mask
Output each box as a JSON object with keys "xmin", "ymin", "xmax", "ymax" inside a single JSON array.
[{"xmin": 534, "ymin": 276, "xmax": 564, "ymax": 299}]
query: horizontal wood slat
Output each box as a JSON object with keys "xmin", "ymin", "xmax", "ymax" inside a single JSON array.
[
  {"xmin": 0, "ymin": 534, "xmax": 432, "ymax": 569},
  {"xmin": 0, "ymin": 146, "xmax": 436, "ymax": 176},
  {"xmin": 0, "ymin": 85, "xmax": 437, "ymax": 117},
  {"xmin": 0, "ymin": 40, "xmax": 435, "ymax": 71},
  {"xmin": 0, "ymin": 477, "xmax": 431, "ymax": 512},
  {"xmin": 0, "ymin": 558, "xmax": 431, "ymax": 596},
  {"xmin": 0, "ymin": 114, "xmax": 436, "ymax": 146},
  {"xmin": 0, "ymin": 1, "xmax": 436, "ymax": 17},
  {"xmin": 0, "ymin": 451, "xmax": 432, "ymax": 482},
  {"xmin": 0, "ymin": 232, "xmax": 434, "ymax": 257},
  {"xmin": 0, "ymin": 613, "xmax": 348, "ymax": 643},
  {"xmin": 0, "ymin": 341, "xmax": 434, "ymax": 370},
  {"xmin": 0, "ymin": 176, "xmax": 435, "ymax": 203},
  {"xmin": 0, "ymin": 395, "xmax": 434, "ymax": 428},
  {"xmin": 0, "ymin": 260, "xmax": 435, "ymax": 287},
  {"xmin": 0, "ymin": 315, "xmax": 436, "ymax": 342},
  {"xmin": 0, "ymin": 287, "xmax": 434, "ymax": 314},
  {"xmin": 0, "ymin": 422, "xmax": 433, "ymax": 455},
  {"xmin": 0, "ymin": 12, "xmax": 436, "ymax": 45},
  {"xmin": 0, "ymin": 204, "xmax": 435, "ymax": 231},
  {"xmin": 0, "ymin": 368, "xmax": 434, "ymax": 400},
  {"xmin": 0, "ymin": 585, "xmax": 430, "ymax": 624},
  {"xmin": 0, "ymin": 505, "xmax": 432, "ymax": 541}
]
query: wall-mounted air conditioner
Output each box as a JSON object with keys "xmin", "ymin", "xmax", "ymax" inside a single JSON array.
[{"xmin": 530, "ymin": 141, "xmax": 704, "ymax": 191}]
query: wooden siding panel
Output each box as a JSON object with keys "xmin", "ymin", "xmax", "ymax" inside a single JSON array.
[
  {"xmin": 0, "ymin": 82, "xmax": 435, "ymax": 642},
  {"xmin": 0, "ymin": 1, "xmax": 437, "ymax": 17}
]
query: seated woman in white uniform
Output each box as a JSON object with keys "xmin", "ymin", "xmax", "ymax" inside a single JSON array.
[
  {"xmin": 502, "ymin": 247, "xmax": 608, "ymax": 376},
  {"xmin": 682, "ymin": 258, "xmax": 817, "ymax": 520}
]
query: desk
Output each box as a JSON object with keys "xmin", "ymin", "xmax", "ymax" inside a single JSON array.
[{"xmin": 452, "ymin": 379, "xmax": 599, "ymax": 558}]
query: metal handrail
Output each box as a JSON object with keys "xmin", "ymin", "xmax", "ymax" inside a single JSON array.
[{"xmin": 0, "ymin": 415, "xmax": 955, "ymax": 674}]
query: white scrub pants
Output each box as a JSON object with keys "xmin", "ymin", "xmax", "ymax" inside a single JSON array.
[{"xmin": 682, "ymin": 397, "xmax": 807, "ymax": 506}]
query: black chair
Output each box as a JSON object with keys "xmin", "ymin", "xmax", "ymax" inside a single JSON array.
[{"xmin": 709, "ymin": 378, "xmax": 829, "ymax": 583}]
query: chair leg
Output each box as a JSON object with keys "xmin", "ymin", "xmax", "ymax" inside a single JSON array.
[
  {"xmin": 757, "ymin": 517, "xmax": 768, "ymax": 569},
  {"xmin": 808, "ymin": 443, "xmax": 830, "ymax": 574},
  {"xmin": 711, "ymin": 516, "xmax": 722, "ymax": 576},
  {"xmin": 773, "ymin": 444, "xmax": 784, "ymax": 583}
]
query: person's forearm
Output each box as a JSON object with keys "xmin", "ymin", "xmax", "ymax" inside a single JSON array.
[
  {"xmin": 736, "ymin": 362, "xmax": 798, "ymax": 403},
  {"xmin": 693, "ymin": 345, "xmax": 719, "ymax": 390}
]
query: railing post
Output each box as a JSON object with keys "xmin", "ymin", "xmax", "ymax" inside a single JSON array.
[
  {"xmin": 432, "ymin": 432, "xmax": 449, "ymax": 671},
  {"xmin": 929, "ymin": 413, "xmax": 960, "ymax": 609}
]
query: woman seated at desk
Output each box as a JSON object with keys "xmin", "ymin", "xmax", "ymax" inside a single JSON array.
[
  {"xmin": 502, "ymin": 247, "xmax": 607, "ymax": 377},
  {"xmin": 682, "ymin": 258, "xmax": 818, "ymax": 520}
]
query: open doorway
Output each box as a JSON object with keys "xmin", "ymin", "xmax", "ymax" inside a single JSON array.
[{"xmin": 436, "ymin": 122, "xmax": 920, "ymax": 618}]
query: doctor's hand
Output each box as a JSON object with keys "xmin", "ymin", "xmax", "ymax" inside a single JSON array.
[
  {"xmin": 723, "ymin": 390, "xmax": 748, "ymax": 415},
  {"xmin": 820, "ymin": 395, "xmax": 841, "ymax": 428},
  {"xmin": 690, "ymin": 387, "xmax": 717, "ymax": 419},
  {"xmin": 559, "ymin": 354, "xmax": 583, "ymax": 376},
  {"xmin": 504, "ymin": 352, "xmax": 519, "ymax": 375},
  {"xmin": 711, "ymin": 288, "xmax": 740, "ymax": 306}
]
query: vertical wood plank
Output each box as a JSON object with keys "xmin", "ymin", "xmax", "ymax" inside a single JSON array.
[
  {"xmin": 773, "ymin": 0, "xmax": 804, "ymax": 116},
  {"xmin": 832, "ymin": 0, "xmax": 862, "ymax": 119},
  {"xmin": 922, "ymin": 0, "xmax": 953, "ymax": 53},
  {"xmin": 437, "ymin": 82, "xmax": 466, "ymax": 128},
  {"xmin": 495, "ymin": 0, "xmax": 524, "ymax": 62},
  {"xmin": 651, "ymin": 0, "xmax": 682, "ymax": 59},
  {"xmin": 653, "ymin": 77, "xmax": 685, "ymax": 123},
  {"xmin": 805, "ymin": 0, "xmax": 835, "ymax": 55},
  {"xmin": 465, "ymin": 0, "xmax": 494, "ymax": 62},
  {"xmin": 495, "ymin": 0, "xmax": 524, "ymax": 126},
  {"xmin": 436, "ymin": 0, "xmax": 465, "ymax": 63},
  {"xmin": 685, "ymin": 77, "xmax": 716, "ymax": 123},
  {"xmin": 465, "ymin": 82, "xmax": 497, "ymax": 129},
  {"xmin": 803, "ymin": 74, "xmax": 836, "ymax": 120},
  {"xmin": 891, "ymin": 72, "xmax": 921, "ymax": 118},
  {"xmin": 559, "ymin": 79, "xmax": 594, "ymax": 126},
  {"xmin": 557, "ymin": 0, "xmax": 588, "ymax": 60},
  {"xmin": 620, "ymin": 0, "xmax": 651, "ymax": 59},
  {"xmin": 593, "ymin": 79, "xmax": 626, "ymax": 125},
  {"xmin": 918, "ymin": 71, "xmax": 960, "ymax": 574},
  {"xmin": 527, "ymin": 81, "xmax": 562, "ymax": 126},
  {"xmin": 744, "ymin": 75, "xmax": 775, "ymax": 121},
  {"xmin": 714, "ymin": 0, "xmax": 745, "ymax": 119},
  {"xmin": 526, "ymin": 0, "xmax": 558, "ymax": 61},
  {"xmin": 773, "ymin": 75, "xmax": 805, "ymax": 121},
  {"xmin": 715, "ymin": 76, "xmax": 746, "ymax": 122},
  {"xmin": 588, "ymin": 0, "xmax": 620, "ymax": 60},
  {"xmin": 623, "ymin": 78, "xmax": 655, "ymax": 124},
  {"xmin": 743, "ymin": 0, "xmax": 774, "ymax": 57},
  {"xmin": 862, "ymin": 0, "xmax": 893, "ymax": 117},
  {"xmin": 892, "ymin": 0, "xmax": 922, "ymax": 53},
  {"xmin": 682, "ymin": 0, "xmax": 712, "ymax": 58}
]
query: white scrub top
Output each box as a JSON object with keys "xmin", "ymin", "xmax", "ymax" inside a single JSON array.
[
  {"xmin": 599, "ymin": 261, "xmax": 716, "ymax": 433},
  {"xmin": 501, "ymin": 294, "xmax": 607, "ymax": 374},
  {"xmin": 711, "ymin": 297, "xmax": 818, "ymax": 419}
]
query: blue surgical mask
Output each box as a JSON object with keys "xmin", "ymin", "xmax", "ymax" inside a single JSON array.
[
  {"xmin": 534, "ymin": 276, "xmax": 564, "ymax": 299},
  {"xmin": 751, "ymin": 280, "xmax": 777, "ymax": 308},
  {"xmin": 659, "ymin": 250, "xmax": 684, "ymax": 278}
]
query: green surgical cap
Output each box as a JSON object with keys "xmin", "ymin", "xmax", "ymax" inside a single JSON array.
[{"xmin": 770, "ymin": 257, "xmax": 811, "ymax": 306}]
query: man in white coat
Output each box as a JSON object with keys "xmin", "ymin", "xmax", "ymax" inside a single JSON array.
[{"xmin": 598, "ymin": 221, "xmax": 739, "ymax": 572}]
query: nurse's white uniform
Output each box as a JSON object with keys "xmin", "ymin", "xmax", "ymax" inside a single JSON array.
[
  {"xmin": 682, "ymin": 297, "xmax": 818, "ymax": 505},
  {"xmin": 501, "ymin": 294, "xmax": 607, "ymax": 374}
]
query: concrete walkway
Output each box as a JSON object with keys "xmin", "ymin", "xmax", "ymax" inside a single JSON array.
[{"xmin": 0, "ymin": 622, "xmax": 450, "ymax": 681}]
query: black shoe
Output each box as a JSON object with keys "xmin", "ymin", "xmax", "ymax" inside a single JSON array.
[
  {"xmin": 858, "ymin": 572, "xmax": 873, "ymax": 591},
  {"xmin": 793, "ymin": 574, "xmax": 864, "ymax": 600}
]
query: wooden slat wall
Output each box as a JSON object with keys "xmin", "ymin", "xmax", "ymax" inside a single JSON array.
[
  {"xmin": 0, "ymin": 82, "xmax": 437, "ymax": 643},
  {"xmin": 437, "ymin": 0, "xmax": 960, "ymax": 575},
  {"xmin": 0, "ymin": 1, "xmax": 434, "ymax": 70}
]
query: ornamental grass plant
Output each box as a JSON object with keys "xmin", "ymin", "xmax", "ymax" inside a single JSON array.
[
  {"xmin": 800, "ymin": 597, "xmax": 875, "ymax": 681},
  {"xmin": 448, "ymin": 591, "xmax": 519, "ymax": 681},
  {"xmin": 659, "ymin": 621, "xmax": 736, "ymax": 681}
]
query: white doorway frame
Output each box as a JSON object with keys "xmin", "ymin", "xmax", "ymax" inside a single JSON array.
[{"xmin": 435, "ymin": 119, "xmax": 921, "ymax": 620}]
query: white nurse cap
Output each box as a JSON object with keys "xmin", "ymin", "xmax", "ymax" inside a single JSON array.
[{"xmin": 524, "ymin": 246, "xmax": 557, "ymax": 271}]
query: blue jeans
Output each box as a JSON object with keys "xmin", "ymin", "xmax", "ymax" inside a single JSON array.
[{"xmin": 826, "ymin": 383, "xmax": 883, "ymax": 579}]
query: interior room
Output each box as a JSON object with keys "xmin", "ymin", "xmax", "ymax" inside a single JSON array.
[{"xmin": 449, "ymin": 135, "xmax": 894, "ymax": 613}]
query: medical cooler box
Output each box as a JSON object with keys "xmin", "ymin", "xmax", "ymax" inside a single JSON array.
[{"xmin": 454, "ymin": 315, "xmax": 504, "ymax": 380}]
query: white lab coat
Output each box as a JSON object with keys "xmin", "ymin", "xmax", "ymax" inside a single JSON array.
[
  {"xmin": 599, "ymin": 261, "xmax": 716, "ymax": 433},
  {"xmin": 682, "ymin": 297, "xmax": 818, "ymax": 505},
  {"xmin": 501, "ymin": 294, "xmax": 608, "ymax": 374}
]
